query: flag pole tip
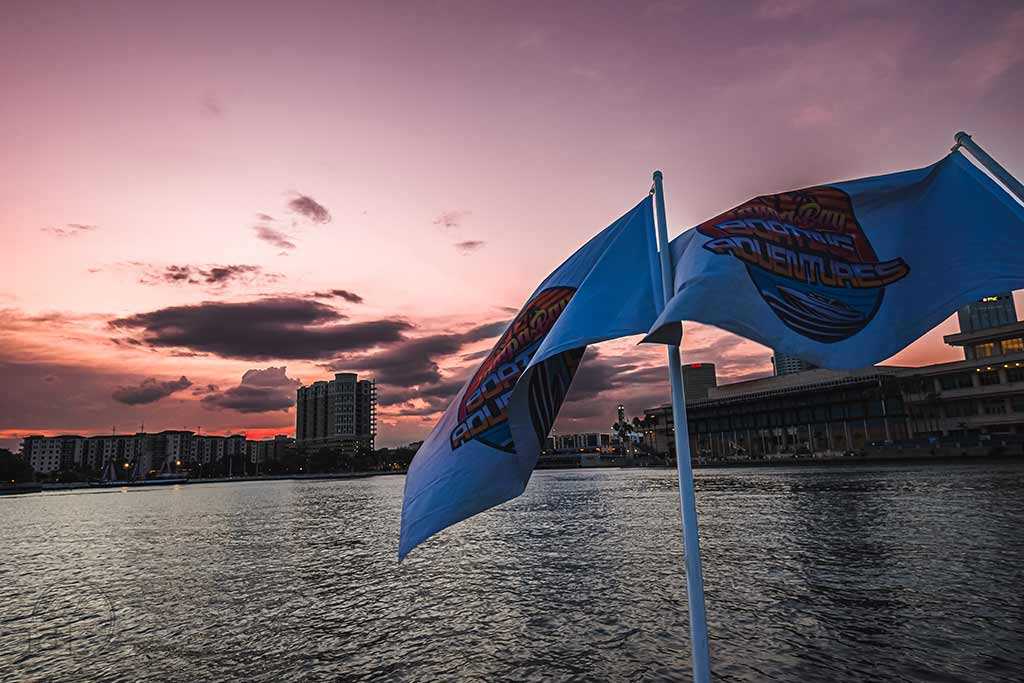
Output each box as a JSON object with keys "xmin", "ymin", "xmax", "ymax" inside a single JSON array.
[
  {"xmin": 653, "ymin": 170, "xmax": 663, "ymax": 181},
  {"xmin": 952, "ymin": 131, "xmax": 972, "ymax": 152}
]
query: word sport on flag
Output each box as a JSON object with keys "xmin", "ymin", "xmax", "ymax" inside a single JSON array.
[
  {"xmin": 646, "ymin": 148, "xmax": 1024, "ymax": 370},
  {"xmin": 399, "ymin": 196, "xmax": 663, "ymax": 559}
]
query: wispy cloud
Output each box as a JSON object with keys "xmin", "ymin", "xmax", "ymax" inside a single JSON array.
[
  {"xmin": 433, "ymin": 210, "xmax": 469, "ymax": 230},
  {"xmin": 454, "ymin": 240, "xmax": 486, "ymax": 254},
  {"xmin": 757, "ymin": 0, "xmax": 816, "ymax": 20},
  {"xmin": 253, "ymin": 226, "xmax": 296, "ymax": 250},
  {"xmin": 311, "ymin": 289, "xmax": 364, "ymax": 303},
  {"xmin": 288, "ymin": 194, "xmax": 331, "ymax": 223},
  {"xmin": 791, "ymin": 103, "xmax": 833, "ymax": 128},
  {"xmin": 132, "ymin": 263, "xmax": 279, "ymax": 288},
  {"xmin": 42, "ymin": 224, "xmax": 97, "ymax": 238},
  {"xmin": 200, "ymin": 92, "xmax": 224, "ymax": 118}
]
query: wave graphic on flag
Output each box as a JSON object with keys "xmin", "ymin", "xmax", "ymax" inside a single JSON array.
[{"xmin": 760, "ymin": 284, "xmax": 871, "ymax": 343}]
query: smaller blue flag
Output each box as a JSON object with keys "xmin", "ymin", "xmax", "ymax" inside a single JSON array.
[
  {"xmin": 646, "ymin": 151, "xmax": 1024, "ymax": 368},
  {"xmin": 399, "ymin": 197, "xmax": 661, "ymax": 559}
]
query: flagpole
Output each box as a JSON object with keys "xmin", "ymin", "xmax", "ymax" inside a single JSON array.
[
  {"xmin": 652, "ymin": 170, "xmax": 711, "ymax": 683},
  {"xmin": 953, "ymin": 131, "xmax": 1024, "ymax": 204}
]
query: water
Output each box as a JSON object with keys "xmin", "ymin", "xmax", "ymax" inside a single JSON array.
[{"xmin": 2, "ymin": 463, "xmax": 1023, "ymax": 682}]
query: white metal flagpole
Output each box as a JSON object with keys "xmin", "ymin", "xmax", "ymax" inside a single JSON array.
[
  {"xmin": 953, "ymin": 131, "xmax": 1024, "ymax": 204},
  {"xmin": 652, "ymin": 170, "xmax": 711, "ymax": 682}
]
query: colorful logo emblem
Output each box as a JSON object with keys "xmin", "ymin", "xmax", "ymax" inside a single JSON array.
[
  {"xmin": 697, "ymin": 186, "xmax": 909, "ymax": 343},
  {"xmin": 450, "ymin": 287, "xmax": 576, "ymax": 451}
]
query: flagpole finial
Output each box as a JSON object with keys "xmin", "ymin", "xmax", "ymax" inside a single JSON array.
[
  {"xmin": 953, "ymin": 131, "xmax": 971, "ymax": 151},
  {"xmin": 653, "ymin": 170, "xmax": 663, "ymax": 182}
]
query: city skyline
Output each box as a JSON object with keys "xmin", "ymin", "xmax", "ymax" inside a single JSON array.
[{"xmin": 3, "ymin": 1, "xmax": 1024, "ymax": 451}]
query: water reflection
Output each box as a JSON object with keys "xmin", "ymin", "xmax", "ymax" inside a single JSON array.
[{"xmin": 1, "ymin": 464, "xmax": 1022, "ymax": 681}]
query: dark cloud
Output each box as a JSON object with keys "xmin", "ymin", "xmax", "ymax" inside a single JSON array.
[
  {"xmin": 311, "ymin": 289, "xmax": 363, "ymax": 303},
  {"xmin": 454, "ymin": 240, "xmax": 486, "ymax": 253},
  {"xmin": 253, "ymin": 226, "xmax": 296, "ymax": 250},
  {"xmin": 109, "ymin": 297, "xmax": 411, "ymax": 360},
  {"xmin": 380, "ymin": 376, "xmax": 468, "ymax": 415},
  {"xmin": 433, "ymin": 210, "xmax": 469, "ymax": 230},
  {"xmin": 508, "ymin": 348, "xmax": 669, "ymax": 426},
  {"xmin": 460, "ymin": 348, "xmax": 491, "ymax": 362},
  {"xmin": 42, "ymin": 224, "xmax": 96, "ymax": 238},
  {"xmin": 201, "ymin": 367, "xmax": 299, "ymax": 413},
  {"xmin": 256, "ymin": 213, "xmax": 275, "ymax": 221},
  {"xmin": 288, "ymin": 194, "xmax": 331, "ymax": 223},
  {"xmin": 335, "ymin": 319, "xmax": 508, "ymax": 389},
  {"xmin": 191, "ymin": 383, "xmax": 219, "ymax": 396},
  {"xmin": 331, "ymin": 319, "xmax": 507, "ymax": 420},
  {"xmin": 112, "ymin": 376, "xmax": 192, "ymax": 405},
  {"xmin": 204, "ymin": 266, "xmax": 263, "ymax": 284}
]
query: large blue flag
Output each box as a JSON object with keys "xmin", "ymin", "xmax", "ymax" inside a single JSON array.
[
  {"xmin": 646, "ymin": 151, "xmax": 1024, "ymax": 368},
  {"xmin": 399, "ymin": 197, "xmax": 661, "ymax": 559}
]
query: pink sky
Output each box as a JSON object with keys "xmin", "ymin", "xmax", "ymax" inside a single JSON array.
[{"xmin": 2, "ymin": 1, "xmax": 1023, "ymax": 450}]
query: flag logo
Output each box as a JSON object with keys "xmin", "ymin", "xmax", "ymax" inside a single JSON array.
[
  {"xmin": 696, "ymin": 187, "xmax": 909, "ymax": 343},
  {"xmin": 450, "ymin": 287, "xmax": 575, "ymax": 451}
]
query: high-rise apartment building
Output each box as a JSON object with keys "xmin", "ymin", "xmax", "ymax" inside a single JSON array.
[
  {"xmin": 957, "ymin": 292, "xmax": 1017, "ymax": 334},
  {"xmin": 296, "ymin": 372, "xmax": 377, "ymax": 454}
]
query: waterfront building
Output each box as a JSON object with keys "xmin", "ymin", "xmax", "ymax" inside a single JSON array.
[
  {"xmin": 296, "ymin": 372, "xmax": 377, "ymax": 455},
  {"xmin": 21, "ymin": 435, "xmax": 84, "ymax": 474},
  {"xmin": 249, "ymin": 436, "xmax": 296, "ymax": 470},
  {"xmin": 771, "ymin": 351, "xmax": 817, "ymax": 376},
  {"xmin": 19, "ymin": 430, "xmax": 296, "ymax": 477},
  {"xmin": 902, "ymin": 320, "xmax": 1024, "ymax": 438},
  {"xmin": 682, "ymin": 362, "xmax": 717, "ymax": 400},
  {"xmin": 644, "ymin": 367, "xmax": 908, "ymax": 460},
  {"xmin": 957, "ymin": 292, "xmax": 1016, "ymax": 334},
  {"xmin": 160, "ymin": 430, "xmax": 194, "ymax": 466},
  {"xmin": 549, "ymin": 432, "xmax": 612, "ymax": 452},
  {"xmin": 644, "ymin": 319, "xmax": 1024, "ymax": 460}
]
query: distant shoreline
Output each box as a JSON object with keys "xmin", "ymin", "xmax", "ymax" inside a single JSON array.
[
  {"xmin": 10, "ymin": 470, "xmax": 404, "ymax": 495},
  {"xmin": 9, "ymin": 451, "xmax": 1023, "ymax": 496}
]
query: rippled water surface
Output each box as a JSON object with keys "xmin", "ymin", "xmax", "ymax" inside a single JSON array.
[{"xmin": 2, "ymin": 463, "xmax": 1023, "ymax": 682}]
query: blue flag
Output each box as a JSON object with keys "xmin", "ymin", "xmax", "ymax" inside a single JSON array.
[
  {"xmin": 399, "ymin": 197, "xmax": 660, "ymax": 559},
  {"xmin": 646, "ymin": 151, "xmax": 1024, "ymax": 368}
]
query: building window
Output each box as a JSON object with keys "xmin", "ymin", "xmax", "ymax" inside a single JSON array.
[
  {"xmin": 944, "ymin": 401, "xmax": 975, "ymax": 418},
  {"xmin": 1007, "ymin": 367, "xmax": 1024, "ymax": 383},
  {"xmin": 979, "ymin": 371, "xmax": 1001, "ymax": 386},
  {"xmin": 974, "ymin": 342, "xmax": 998, "ymax": 358},
  {"xmin": 1012, "ymin": 397, "xmax": 1024, "ymax": 413},
  {"xmin": 903, "ymin": 378, "xmax": 927, "ymax": 394},
  {"xmin": 983, "ymin": 399, "xmax": 1007, "ymax": 415},
  {"xmin": 939, "ymin": 374, "xmax": 973, "ymax": 391},
  {"xmin": 1001, "ymin": 338, "xmax": 1024, "ymax": 354}
]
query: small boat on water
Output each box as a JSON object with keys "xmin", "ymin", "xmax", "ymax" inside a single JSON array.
[
  {"xmin": 89, "ymin": 457, "xmax": 188, "ymax": 488},
  {"xmin": 130, "ymin": 456, "xmax": 188, "ymax": 486},
  {"xmin": 89, "ymin": 458, "xmax": 123, "ymax": 488}
]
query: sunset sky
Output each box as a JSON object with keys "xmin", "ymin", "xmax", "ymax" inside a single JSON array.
[{"xmin": 2, "ymin": 0, "xmax": 1023, "ymax": 451}]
